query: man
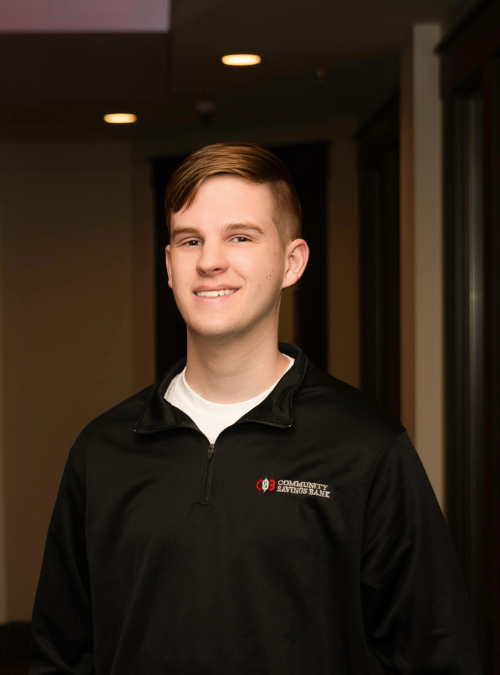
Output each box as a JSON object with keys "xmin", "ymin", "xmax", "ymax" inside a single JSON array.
[{"xmin": 31, "ymin": 142, "xmax": 481, "ymax": 674}]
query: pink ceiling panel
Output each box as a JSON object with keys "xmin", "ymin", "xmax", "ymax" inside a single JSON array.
[{"xmin": 0, "ymin": 0, "xmax": 171, "ymax": 33}]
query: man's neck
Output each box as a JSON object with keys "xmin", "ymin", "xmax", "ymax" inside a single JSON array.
[{"xmin": 184, "ymin": 329, "xmax": 290, "ymax": 404}]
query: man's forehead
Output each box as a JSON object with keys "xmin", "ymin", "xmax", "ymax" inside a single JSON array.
[
  {"xmin": 184, "ymin": 174, "xmax": 273, "ymax": 208},
  {"xmin": 171, "ymin": 177, "xmax": 275, "ymax": 227}
]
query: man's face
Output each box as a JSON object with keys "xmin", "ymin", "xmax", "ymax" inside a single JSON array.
[{"xmin": 165, "ymin": 174, "xmax": 297, "ymax": 342}]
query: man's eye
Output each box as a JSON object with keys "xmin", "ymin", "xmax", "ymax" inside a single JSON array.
[
  {"xmin": 231, "ymin": 236, "xmax": 250, "ymax": 243},
  {"xmin": 184, "ymin": 239, "xmax": 201, "ymax": 246}
]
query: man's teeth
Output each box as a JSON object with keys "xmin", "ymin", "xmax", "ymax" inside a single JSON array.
[{"xmin": 196, "ymin": 289, "xmax": 236, "ymax": 297}]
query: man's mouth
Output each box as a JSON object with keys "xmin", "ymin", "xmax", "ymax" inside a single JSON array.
[{"xmin": 194, "ymin": 289, "xmax": 237, "ymax": 298}]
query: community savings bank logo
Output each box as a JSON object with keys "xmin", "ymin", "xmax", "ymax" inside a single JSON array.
[{"xmin": 256, "ymin": 477, "xmax": 331, "ymax": 499}]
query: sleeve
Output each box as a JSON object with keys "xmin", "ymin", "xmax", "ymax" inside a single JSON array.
[
  {"xmin": 360, "ymin": 432, "xmax": 483, "ymax": 674},
  {"xmin": 30, "ymin": 439, "xmax": 94, "ymax": 675}
]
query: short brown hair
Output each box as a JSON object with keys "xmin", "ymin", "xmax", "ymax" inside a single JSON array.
[{"xmin": 164, "ymin": 142, "xmax": 302, "ymax": 243}]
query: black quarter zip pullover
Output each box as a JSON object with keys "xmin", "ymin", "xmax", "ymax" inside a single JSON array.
[{"xmin": 30, "ymin": 344, "xmax": 482, "ymax": 674}]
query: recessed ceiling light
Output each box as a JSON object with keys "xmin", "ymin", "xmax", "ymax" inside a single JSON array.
[
  {"xmin": 221, "ymin": 54, "xmax": 261, "ymax": 66},
  {"xmin": 104, "ymin": 113, "xmax": 137, "ymax": 124}
]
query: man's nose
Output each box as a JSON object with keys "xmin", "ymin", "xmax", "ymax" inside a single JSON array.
[{"xmin": 196, "ymin": 241, "xmax": 228, "ymax": 275}]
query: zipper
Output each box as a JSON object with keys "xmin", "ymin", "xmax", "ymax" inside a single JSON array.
[
  {"xmin": 199, "ymin": 443, "xmax": 215, "ymax": 505},
  {"xmin": 196, "ymin": 418, "xmax": 292, "ymax": 506}
]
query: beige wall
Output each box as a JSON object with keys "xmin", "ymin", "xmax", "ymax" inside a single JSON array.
[
  {"xmin": 0, "ymin": 142, "xmax": 138, "ymax": 620},
  {"xmin": 400, "ymin": 24, "xmax": 445, "ymax": 509}
]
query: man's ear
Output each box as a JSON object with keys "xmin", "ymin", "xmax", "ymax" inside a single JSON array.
[
  {"xmin": 282, "ymin": 239, "xmax": 309, "ymax": 289},
  {"xmin": 165, "ymin": 245, "xmax": 173, "ymax": 289}
]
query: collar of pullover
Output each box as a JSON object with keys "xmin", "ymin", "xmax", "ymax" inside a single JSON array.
[{"xmin": 134, "ymin": 343, "xmax": 311, "ymax": 434}]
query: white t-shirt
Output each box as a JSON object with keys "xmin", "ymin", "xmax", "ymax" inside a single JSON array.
[{"xmin": 164, "ymin": 355, "xmax": 295, "ymax": 444}]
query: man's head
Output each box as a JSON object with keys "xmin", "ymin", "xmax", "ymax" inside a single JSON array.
[
  {"xmin": 165, "ymin": 142, "xmax": 301, "ymax": 246},
  {"xmin": 164, "ymin": 143, "xmax": 309, "ymax": 344}
]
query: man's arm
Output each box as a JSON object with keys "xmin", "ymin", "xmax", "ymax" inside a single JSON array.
[
  {"xmin": 30, "ymin": 440, "xmax": 94, "ymax": 675},
  {"xmin": 361, "ymin": 432, "xmax": 482, "ymax": 674}
]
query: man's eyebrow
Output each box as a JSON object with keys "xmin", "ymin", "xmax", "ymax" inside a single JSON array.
[
  {"xmin": 170, "ymin": 226, "xmax": 203, "ymax": 239},
  {"xmin": 222, "ymin": 222, "xmax": 265, "ymax": 235},
  {"xmin": 171, "ymin": 223, "xmax": 266, "ymax": 239}
]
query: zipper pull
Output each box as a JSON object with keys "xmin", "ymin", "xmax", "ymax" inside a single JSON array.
[{"xmin": 207, "ymin": 443, "xmax": 214, "ymax": 460}]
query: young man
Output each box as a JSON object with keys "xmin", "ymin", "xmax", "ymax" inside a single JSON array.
[{"xmin": 31, "ymin": 142, "xmax": 481, "ymax": 674}]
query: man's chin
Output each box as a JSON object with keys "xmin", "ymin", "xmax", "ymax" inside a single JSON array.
[{"xmin": 187, "ymin": 322, "xmax": 241, "ymax": 341}]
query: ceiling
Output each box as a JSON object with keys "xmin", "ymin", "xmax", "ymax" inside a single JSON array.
[
  {"xmin": 1, "ymin": 0, "xmax": 171, "ymax": 32},
  {"xmin": 0, "ymin": 0, "xmax": 478, "ymax": 140}
]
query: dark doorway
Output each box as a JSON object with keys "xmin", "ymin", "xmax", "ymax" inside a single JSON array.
[{"xmin": 356, "ymin": 94, "xmax": 401, "ymax": 420}]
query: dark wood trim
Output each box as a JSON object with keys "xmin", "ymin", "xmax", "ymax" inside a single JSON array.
[
  {"xmin": 440, "ymin": 3, "xmax": 500, "ymax": 669},
  {"xmin": 436, "ymin": 0, "xmax": 494, "ymax": 53},
  {"xmin": 444, "ymin": 96, "xmax": 470, "ymax": 579},
  {"xmin": 354, "ymin": 91, "xmax": 399, "ymax": 143},
  {"xmin": 356, "ymin": 95, "xmax": 401, "ymax": 420},
  {"xmin": 438, "ymin": 0, "xmax": 500, "ymax": 95},
  {"xmin": 0, "ymin": 623, "xmax": 30, "ymax": 665},
  {"xmin": 443, "ymin": 54, "xmax": 500, "ymax": 675},
  {"xmin": 482, "ymin": 56, "xmax": 500, "ymax": 675}
]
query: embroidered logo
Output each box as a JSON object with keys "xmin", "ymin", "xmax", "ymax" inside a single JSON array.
[
  {"xmin": 256, "ymin": 477, "xmax": 276, "ymax": 492},
  {"xmin": 256, "ymin": 477, "xmax": 331, "ymax": 499}
]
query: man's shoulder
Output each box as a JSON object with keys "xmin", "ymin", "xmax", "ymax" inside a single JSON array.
[
  {"xmin": 77, "ymin": 382, "xmax": 157, "ymax": 444},
  {"xmin": 298, "ymin": 364, "xmax": 405, "ymax": 446}
]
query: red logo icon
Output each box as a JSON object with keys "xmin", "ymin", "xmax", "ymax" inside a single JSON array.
[{"xmin": 256, "ymin": 477, "xmax": 275, "ymax": 493}]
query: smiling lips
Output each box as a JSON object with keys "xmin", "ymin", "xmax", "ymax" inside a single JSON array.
[{"xmin": 195, "ymin": 289, "xmax": 237, "ymax": 298}]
